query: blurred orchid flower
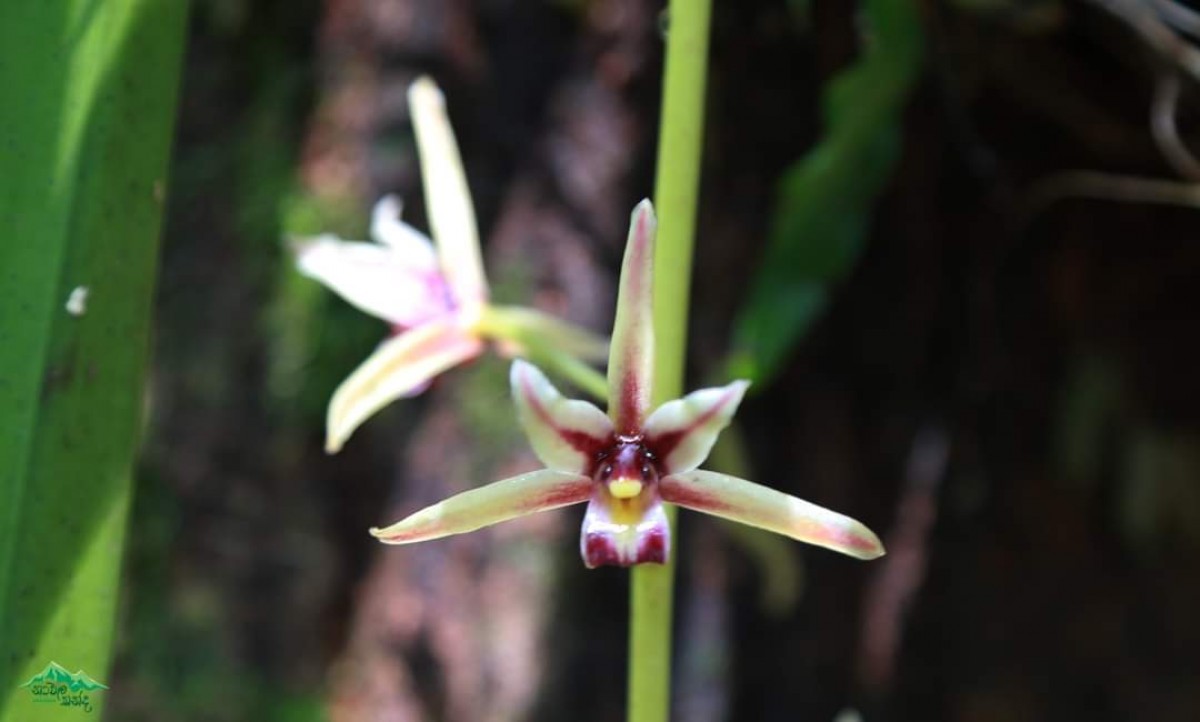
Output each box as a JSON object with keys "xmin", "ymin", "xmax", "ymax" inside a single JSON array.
[
  {"xmin": 294, "ymin": 77, "xmax": 606, "ymax": 453},
  {"xmin": 371, "ymin": 200, "xmax": 885, "ymax": 567}
]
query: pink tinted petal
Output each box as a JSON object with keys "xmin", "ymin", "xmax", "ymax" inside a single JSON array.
[
  {"xmin": 643, "ymin": 380, "xmax": 750, "ymax": 474},
  {"xmin": 607, "ymin": 199, "xmax": 657, "ymax": 435},
  {"xmin": 579, "ymin": 488, "xmax": 670, "ymax": 568},
  {"xmin": 371, "ymin": 470, "xmax": 591, "ymax": 544},
  {"xmin": 661, "ymin": 471, "xmax": 885, "ymax": 560},
  {"xmin": 294, "ymin": 233, "xmax": 452, "ymax": 327},
  {"xmin": 511, "ymin": 360, "xmax": 612, "ymax": 473},
  {"xmin": 408, "ymin": 77, "xmax": 489, "ymax": 307},
  {"xmin": 326, "ymin": 319, "xmax": 482, "ymax": 453},
  {"xmin": 369, "ymin": 195, "xmax": 439, "ymax": 272}
]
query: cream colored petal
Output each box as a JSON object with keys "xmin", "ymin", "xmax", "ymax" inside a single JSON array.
[
  {"xmin": 326, "ymin": 319, "xmax": 482, "ymax": 453},
  {"xmin": 294, "ymin": 233, "xmax": 451, "ymax": 327},
  {"xmin": 408, "ymin": 76, "xmax": 489, "ymax": 306},
  {"xmin": 643, "ymin": 380, "xmax": 750, "ymax": 474},
  {"xmin": 511, "ymin": 360, "xmax": 612, "ymax": 474},
  {"xmin": 661, "ymin": 470, "xmax": 885, "ymax": 560},
  {"xmin": 370, "ymin": 469, "xmax": 591, "ymax": 543},
  {"xmin": 608, "ymin": 199, "xmax": 657, "ymax": 434},
  {"xmin": 369, "ymin": 195, "xmax": 439, "ymax": 271}
]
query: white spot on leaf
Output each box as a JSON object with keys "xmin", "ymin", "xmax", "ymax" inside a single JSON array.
[{"xmin": 66, "ymin": 286, "xmax": 89, "ymax": 316}]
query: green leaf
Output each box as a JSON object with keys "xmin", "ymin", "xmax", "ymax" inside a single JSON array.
[
  {"xmin": 728, "ymin": 0, "xmax": 923, "ymax": 386},
  {"xmin": 0, "ymin": 2, "xmax": 188, "ymax": 719}
]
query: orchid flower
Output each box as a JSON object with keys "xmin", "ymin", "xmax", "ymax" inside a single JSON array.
[
  {"xmin": 294, "ymin": 77, "xmax": 607, "ymax": 453},
  {"xmin": 371, "ymin": 200, "xmax": 885, "ymax": 567}
]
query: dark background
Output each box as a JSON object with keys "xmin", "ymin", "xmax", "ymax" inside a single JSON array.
[{"xmin": 108, "ymin": 0, "xmax": 1200, "ymax": 720}]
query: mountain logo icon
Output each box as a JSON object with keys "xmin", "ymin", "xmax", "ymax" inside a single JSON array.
[{"xmin": 19, "ymin": 662, "xmax": 107, "ymax": 713}]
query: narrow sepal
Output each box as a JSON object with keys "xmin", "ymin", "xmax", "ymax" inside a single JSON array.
[
  {"xmin": 326, "ymin": 320, "xmax": 483, "ymax": 453},
  {"xmin": 580, "ymin": 488, "xmax": 670, "ymax": 568},
  {"xmin": 511, "ymin": 360, "xmax": 612, "ymax": 473},
  {"xmin": 408, "ymin": 76, "xmax": 489, "ymax": 307},
  {"xmin": 644, "ymin": 380, "xmax": 750, "ymax": 474},
  {"xmin": 293, "ymin": 233, "xmax": 450, "ymax": 327},
  {"xmin": 608, "ymin": 199, "xmax": 657, "ymax": 434},
  {"xmin": 661, "ymin": 470, "xmax": 885, "ymax": 560},
  {"xmin": 370, "ymin": 469, "xmax": 591, "ymax": 543}
]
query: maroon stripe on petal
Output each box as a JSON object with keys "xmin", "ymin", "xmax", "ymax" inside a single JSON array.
[
  {"xmin": 616, "ymin": 209, "xmax": 650, "ymax": 414},
  {"xmin": 661, "ymin": 471, "xmax": 885, "ymax": 560},
  {"xmin": 520, "ymin": 480, "xmax": 594, "ymax": 510},
  {"xmin": 613, "ymin": 374, "xmax": 646, "ymax": 437},
  {"xmin": 373, "ymin": 471, "xmax": 591, "ymax": 544},
  {"xmin": 659, "ymin": 479, "xmax": 732, "ymax": 513},
  {"xmin": 519, "ymin": 373, "xmax": 610, "ymax": 457},
  {"xmin": 646, "ymin": 387, "xmax": 739, "ymax": 465},
  {"xmin": 608, "ymin": 201, "xmax": 656, "ymax": 435}
]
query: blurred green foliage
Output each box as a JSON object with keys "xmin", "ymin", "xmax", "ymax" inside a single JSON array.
[
  {"xmin": 0, "ymin": 2, "xmax": 187, "ymax": 719},
  {"xmin": 1120, "ymin": 428, "xmax": 1200, "ymax": 553},
  {"xmin": 119, "ymin": 473, "xmax": 326, "ymax": 722},
  {"xmin": 1056, "ymin": 353, "xmax": 1124, "ymax": 485},
  {"xmin": 272, "ymin": 191, "xmax": 377, "ymax": 421},
  {"xmin": 728, "ymin": 0, "xmax": 923, "ymax": 387},
  {"xmin": 1055, "ymin": 354, "xmax": 1200, "ymax": 553},
  {"xmin": 107, "ymin": 2, "xmax": 339, "ymax": 718}
]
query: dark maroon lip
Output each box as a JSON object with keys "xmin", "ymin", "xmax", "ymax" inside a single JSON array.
[{"xmin": 581, "ymin": 530, "xmax": 669, "ymax": 568}]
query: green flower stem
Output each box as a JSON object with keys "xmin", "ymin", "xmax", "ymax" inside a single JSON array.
[{"xmin": 630, "ymin": 1, "xmax": 713, "ymax": 720}]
